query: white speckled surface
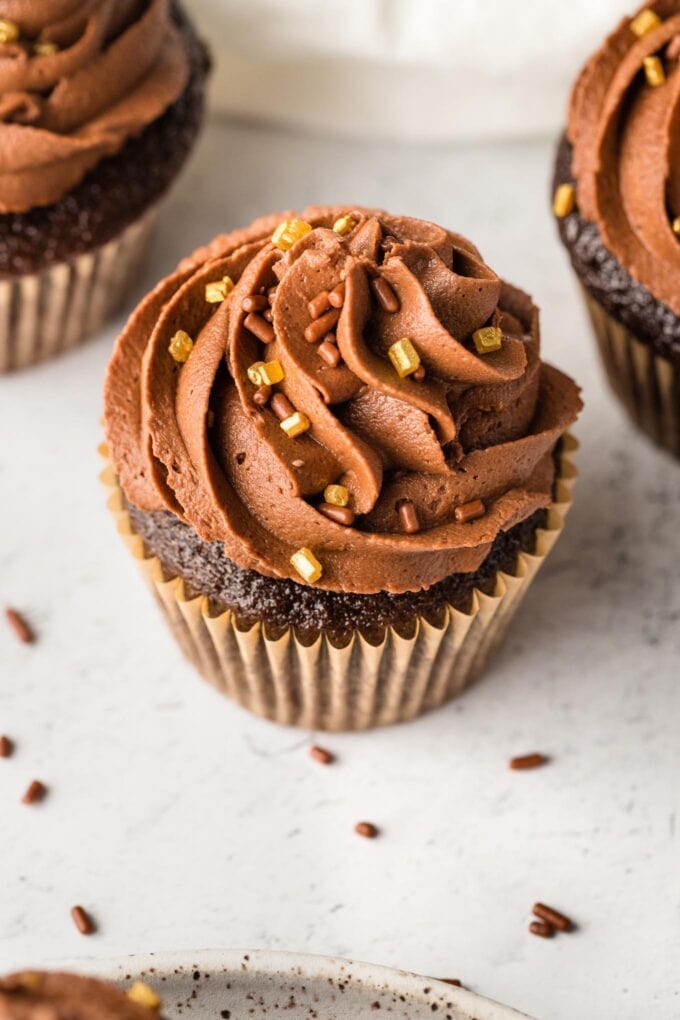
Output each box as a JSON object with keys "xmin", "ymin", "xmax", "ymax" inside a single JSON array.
[{"xmin": 1, "ymin": 118, "xmax": 679, "ymax": 1020}]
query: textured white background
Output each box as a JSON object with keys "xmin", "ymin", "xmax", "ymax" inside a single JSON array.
[
  {"xmin": 192, "ymin": 0, "xmax": 632, "ymax": 141},
  {"xmin": 1, "ymin": 118, "xmax": 679, "ymax": 1020}
]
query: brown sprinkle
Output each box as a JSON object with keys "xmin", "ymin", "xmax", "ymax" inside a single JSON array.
[
  {"xmin": 439, "ymin": 979, "xmax": 463, "ymax": 988},
  {"xmin": 5, "ymin": 608, "xmax": 34, "ymax": 644},
  {"xmin": 319, "ymin": 502, "xmax": 355, "ymax": 526},
  {"xmin": 263, "ymin": 308, "xmax": 274, "ymax": 323},
  {"xmin": 308, "ymin": 290, "xmax": 331, "ymax": 320},
  {"xmin": 304, "ymin": 307, "xmax": 341, "ymax": 343},
  {"xmin": 510, "ymin": 752, "xmax": 549, "ymax": 771},
  {"xmin": 244, "ymin": 312, "xmax": 275, "ymax": 344},
  {"xmin": 0, "ymin": 735, "xmax": 14, "ymax": 758},
  {"xmin": 252, "ymin": 384, "xmax": 272, "ymax": 407},
  {"xmin": 412, "ymin": 365, "xmax": 426, "ymax": 381},
  {"xmin": 454, "ymin": 499, "xmax": 485, "ymax": 524},
  {"xmin": 328, "ymin": 281, "xmax": 346, "ymax": 308},
  {"xmin": 533, "ymin": 902, "xmax": 574, "ymax": 933},
  {"xmin": 71, "ymin": 905, "xmax": 96, "ymax": 936},
  {"xmin": 242, "ymin": 294, "xmax": 268, "ymax": 313},
  {"xmin": 355, "ymin": 821, "xmax": 379, "ymax": 839},
  {"xmin": 529, "ymin": 920, "xmax": 554, "ymax": 939},
  {"xmin": 22, "ymin": 779, "xmax": 47, "ymax": 805},
  {"xmin": 371, "ymin": 276, "xmax": 400, "ymax": 313},
  {"xmin": 318, "ymin": 340, "xmax": 342, "ymax": 367},
  {"xmin": 270, "ymin": 392, "xmax": 295, "ymax": 421},
  {"xmin": 309, "ymin": 745, "xmax": 335, "ymax": 765},
  {"xmin": 398, "ymin": 500, "xmax": 420, "ymax": 534}
]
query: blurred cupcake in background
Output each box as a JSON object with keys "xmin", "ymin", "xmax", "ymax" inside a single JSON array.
[
  {"xmin": 554, "ymin": 2, "xmax": 680, "ymax": 457},
  {"xmin": 103, "ymin": 206, "xmax": 581, "ymax": 731},
  {"xmin": 0, "ymin": 1, "xmax": 209, "ymax": 372},
  {"xmin": 0, "ymin": 969, "xmax": 163, "ymax": 1016}
]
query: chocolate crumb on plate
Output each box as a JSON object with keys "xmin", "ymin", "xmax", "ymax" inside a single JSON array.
[
  {"xmin": 5, "ymin": 607, "xmax": 34, "ymax": 644},
  {"xmin": 0, "ymin": 735, "xmax": 14, "ymax": 757},
  {"xmin": 509, "ymin": 752, "xmax": 549, "ymax": 770}
]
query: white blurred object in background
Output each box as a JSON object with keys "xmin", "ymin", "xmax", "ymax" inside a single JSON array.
[{"xmin": 192, "ymin": 0, "xmax": 631, "ymax": 141}]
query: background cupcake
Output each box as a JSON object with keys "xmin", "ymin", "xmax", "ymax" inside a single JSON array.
[
  {"xmin": 553, "ymin": 2, "xmax": 680, "ymax": 457},
  {"xmin": 0, "ymin": 970, "xmax": 163, "ymax": 1016},
  {"xmin": 103, "ymin": 206, "xmax": 581, "ymax": 731},
  {"xmin": 0, "ymin": 0, "xmax": 209, "ymax": 372}
]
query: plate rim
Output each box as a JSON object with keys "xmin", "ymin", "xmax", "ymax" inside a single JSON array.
[{"xmin": 55, "ymin": 948, "xmax": 535, "ymax": 1020}]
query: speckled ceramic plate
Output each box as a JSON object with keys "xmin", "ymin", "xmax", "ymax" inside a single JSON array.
[{"xmin": 69, "ymin": 950, "xmax": 535, "ymax": 1019}]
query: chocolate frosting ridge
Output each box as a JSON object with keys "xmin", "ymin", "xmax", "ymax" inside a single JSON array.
[
  {"xmin": 568, "ymin": 1, "xmax": 680, "ymax": 315},
  {"xmin": 0, "ymin": 0, "xmax": 189, "ymax": 212},
  {"xmin": 104, "ymin": 206, "xmax": 581, "ymax": 594},
  {"xmin": 0, "ymin": 971, "xmax": 158, "ymax": 1018}
]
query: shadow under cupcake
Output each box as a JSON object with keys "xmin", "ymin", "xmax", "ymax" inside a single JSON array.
[{"xmin": 103, "ymin": 206, "xmax": 581, "ymax": 731}]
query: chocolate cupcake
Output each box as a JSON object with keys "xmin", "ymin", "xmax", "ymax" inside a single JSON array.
[
  {"xmin": 0, "ymin": 970, "xmax": 164, "ymax": 1017},
  {"xmin": 554, "ymin": 3, "xmax": 680, "ymax": 456},
  {"xmin": 0, "ymin": 1, "xmax": 209, "ymax": 372},
  {"xmin": 103, "ymin": 206, "xmax": 581, "ymax": 730}
]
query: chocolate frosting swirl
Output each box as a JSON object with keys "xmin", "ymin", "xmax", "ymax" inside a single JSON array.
[
  {"xmin": 0, "ymin": 972, "xmax": 158, "ymax": 1019},
  {"xmin": 0, "ymin": 0, "xmax": 189, "ymax": 212},
  {"xmin": 104, "ymin": 207, "xmax": 581, "ymax": 595},
  {"xmin": 568, "ymin": 1, "xmax": 680, "ymax": 315}
]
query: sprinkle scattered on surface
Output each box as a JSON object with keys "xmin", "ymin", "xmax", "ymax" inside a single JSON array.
[
  {"xmin": 22, "ymin": 779, "xmax": 47, "ymax": 805},
  {"xmin": 71, "ymin": 905, "xmax": 96, "ymax": 936},
  {"xmin": 5, "ymin": 607, "xmax": 34, "ymax": 644},
  {"xmin": 509, "ymin": 753, "xmax": 549, "ymax": 771}
]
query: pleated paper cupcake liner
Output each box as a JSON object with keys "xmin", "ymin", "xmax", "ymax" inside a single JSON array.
[
  {"xmin": 583, "ymin": 289, "xmax": 680, "ymax": 458},
  {"xmin": 0, "ymin": 206, "xmax": 159, "ymax": 373},
  {"xmin": 100, "ymin": 435, "xmax": 578, "ymax": 731}
]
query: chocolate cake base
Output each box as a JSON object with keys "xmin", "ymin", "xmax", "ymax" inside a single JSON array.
[
  {"xmin": 553, "ymin": 135, "xmax": 680, "ymax": 367},
  {"xmin": 0, "ymin": 3, "xmax": 209, "ymax": 278},
  {"xmin": 127, "ymin": 503, "xmax": 548, "ymax": 646}
]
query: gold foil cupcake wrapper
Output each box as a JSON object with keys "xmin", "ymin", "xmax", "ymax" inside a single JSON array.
[
  {"xmin": 583, "ymin": 289, "xmax": 680, "ymax": 457},
  {"xmin": 0, "ymin": 207, "xmax": 158, "ymax": 373},
  {"xmin": 100, "ymin": 436, "xmax": 577, "ymax": 731}
]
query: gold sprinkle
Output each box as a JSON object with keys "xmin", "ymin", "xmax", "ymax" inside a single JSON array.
[
  {"xmin": 0, "ymin": 19, "xmax": 20, "ymax": 43},
  {"xmin": 631, "ymin": 8, "xmax": 662, "ymax": 37},
  {"xmin": 33, "ymin": 40, "xmax": 59, "ymax": 55},
  {"xmin": 388, "ymin": 337, "xmax": 421, "ymax": 379},
  {"xmin": 672, "ymin": 217, "xmax": 680, "ymax": 235},
  {"xmin": 280, "ymin": 411, "xmax": 310, "ymax": 438},
  {"xmin": 168, "ymin": 330, "xmax": 193, "ymax": 363},
  {"xmin": 644, "ymin": 54, "xmax": 666, "ymax": 86},
  {"xmin": 324, "ymin": 484, "xmax": 349, "ymax": 507},
  {"xmin": 247, "ymin": 360, "xmax": 284, "ymax": 386},
  {"xmin": 473, "ymin": 326, "xmax": 503, "ymax": 354},
  {"xmin": 290, "ymin": 547, "xmax": 323, "ymax": 583},
  {"xmin": 333, "ymin": 214, "xmax": 357, "ymax": 236},
  {"xmin": 127, "ymin": 982, "xmax": 161, "ymax": 1010},
  {"xmin": 553, "ymin": 182, "xmax": 576, "ymax": 218},
  {"xmin": 205, "ymin": 275, "xmax": 234, "ymax": 304},
  {"xmin": 272, "ymin": 218, "xmax": 312, "ymax": 251}
]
